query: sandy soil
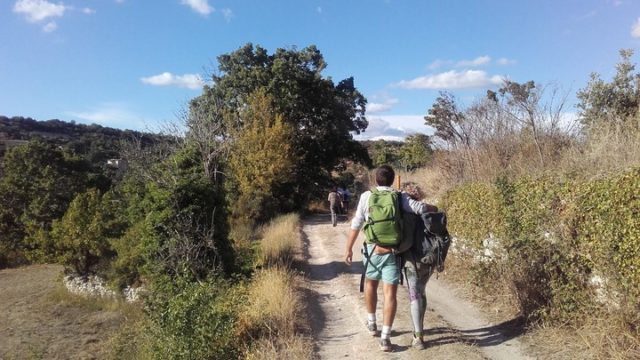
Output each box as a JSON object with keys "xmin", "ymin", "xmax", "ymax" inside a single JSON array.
[
  {"xmin": 0, "ymin": 264, "xmax": 124, "ymax": 360},
  {"xmin": 301, "ymin": 214, "xmax": 534, "ymax": 360}
]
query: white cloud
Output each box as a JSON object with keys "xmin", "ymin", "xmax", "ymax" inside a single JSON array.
[
  {"xmin": 368, "ymin": 97, "xmax": 399, "ymax": 114},
  {"xmin": 427, "ymin": 59, "xmax": 452, "ymax": 70},
  {"xmin": 396, "ymin": 70, "xmax": 504, "ymax": 90},
  {"xmin": 353, "ymin": 115, "xmax": 431, "ymax": 141},
  {"xmin": 42, "ymin": 21, "xmax": 57, "ymax": 32},
  {"xmin": 456, "ymin": 55, "xmax": 491, "ymax": 67},
  {"xmin": 497, "ymin": 57, "xmax": 516, "ymax": 65},
  {"xmin": 82, "ymin": 7, "xmax": 96, "ymax": 15},
  {"xmin": 141, "ymin": 72, "xmax": 204, "ymax": 90},
  {"xmin": 221, "ymin": 8, "xmax": 233, "ymax": 22},
  {"xmin": 317, "ymin": 6, "xmax": 322, "ymax": 13},
  {"xmin": 13, "ymin": 0, "xmax": 66, "ymax": 23},
  {"xmin": 428, "ymin": 56, "xmax": 491, "ymax": 70},
  {"xmin": 66, "ymin": 103, "xmax": 149, "ymax": 131},
  {"xmin": 181, "ymin": 0, "xmax": 213, "ymax": 15},
  {"xmin": 632, "ymin": 18, "xmax": 640, "ymax": 38}
]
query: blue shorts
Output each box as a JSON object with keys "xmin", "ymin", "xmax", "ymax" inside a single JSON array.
[{"xmin": 364, "ymin": 244, "xmax": 400, "ymax": 285}]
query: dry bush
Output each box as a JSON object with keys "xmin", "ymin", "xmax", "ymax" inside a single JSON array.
[
  {"xmin": 557, "ymin": 119, "xmax": 640, "ymax": 177},
  {"xmin": 259, "ymin": 213, "xmax": 301, "ymax": 267},
  {"xmin": 238, "ymin": 267, "xmax": 305, "ymax": 340},
  {"xmin": 397, "ymin": 163, "xmax": 453, "ymax": 203},
  {"xmin": 525, "ymin": 314, "xmax": 640, "ymax": 360},
  {"xmin": 245, "ymin": 335, "xmax": 315, "ymax": 360}
]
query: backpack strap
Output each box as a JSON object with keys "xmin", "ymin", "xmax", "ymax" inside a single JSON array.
[{"xmin": 359, "ymin": 242, "xmax": 377, "ymax": 292}]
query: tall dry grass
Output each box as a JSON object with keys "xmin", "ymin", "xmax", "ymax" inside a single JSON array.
[
  {"xmin": 240, "ymin": 267, "xmax": 304, "ymax": 338},
  {"xmin": 239, "ymin": 213, "xmax": 315, "ymax": 359},
  {"xmin": 259, "ymin": 213, "xmax": 301, "ymax": 267}
]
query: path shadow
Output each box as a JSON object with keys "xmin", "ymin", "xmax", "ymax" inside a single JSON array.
[
  {"xmin": 424, "ymin": 316, "xmax": 527, "ymax": 348},
  {"xmin": 299, "ymin": 285, "xmax": 327, "ymax": 354}
]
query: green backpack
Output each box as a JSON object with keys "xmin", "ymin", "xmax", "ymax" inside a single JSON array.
[{"xmin": 363, "ymin": 189, "xmax": 403, "ymax": 247}]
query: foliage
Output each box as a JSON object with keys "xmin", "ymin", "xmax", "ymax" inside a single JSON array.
[
  {"xmin": 191, "ymin": 43, "xmax": 371, "ymax": 209},
  {"xmin": 46, "ymin": 189, "xmax": 125, "ymax": 275},
  {"xmin": 0, "ymin": 140, "xmax": 89, "ymax": 263},
  {"xmin": 138, "ymin": 145, "xmax": 235, "ymax": 281},
  {"xmin": 369, "ymin": 140, "xmax": 400, "ymax": 167},
  {"xmin": 227, "ymin": 90, "xmax": 297, "ymax": 224},
  {"xmin": 577, "ymin": 49, "xmax": 640, "ymax": 129},
  {"xmin": 425, "ymin": 92, "xmax": 469, "ymax": 146},
  {"xmin": 144, "ymin": 276, "xmax": 244, "ymax": 360},
  {"xmin": 397, "ymin": 134, "xmax": 433, "ymax": 171},
  {"xmin": 441, "ymin": 168, "xmax": 640, "ymax": 325}
]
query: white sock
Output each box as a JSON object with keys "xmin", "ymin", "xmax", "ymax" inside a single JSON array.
[
  {"xmin": 381, "ymin": 325, "xmax": 392, "ymax": 339},
  {"xmin": 367, "ymin": 313, "xmax": 376, "ymax": 324}
]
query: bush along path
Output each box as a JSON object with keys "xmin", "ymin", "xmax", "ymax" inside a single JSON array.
[{"xmin": 301, "ymin": 214, "xmax": 533, "ymax": 360}]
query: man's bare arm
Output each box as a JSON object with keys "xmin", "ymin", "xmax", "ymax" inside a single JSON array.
[{"xmin": 345, "ymin": 228, "xmax": 359, "ymax": 265}]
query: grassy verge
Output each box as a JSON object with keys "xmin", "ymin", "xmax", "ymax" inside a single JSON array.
[{"xmin": 240, "ymin": 213, "xmax": 315, "ymax": 359}]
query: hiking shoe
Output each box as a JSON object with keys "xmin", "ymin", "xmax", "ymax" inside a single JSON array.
[
  {"xmin": 366, "ymin": 322, "xmax": 377, "ymax": 336},
  {"xmin": 411, "ymin": 336, "xmax": 425, "ymax": 350},
  {"xmin": 379, "ymin": 338, "xmax": 392, "ymax": 352}
]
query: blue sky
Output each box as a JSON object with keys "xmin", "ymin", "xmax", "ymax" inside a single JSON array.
[{"xmin": 2, "ymin": 0, "xmax": 640, "ymax": 140}]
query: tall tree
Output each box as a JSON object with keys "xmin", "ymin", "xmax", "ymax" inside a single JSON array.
[
  {"xmin": 0, "ymin": 140, "xmax": 88, "ymax": 259},
  {"xmin": 398, "ymin": 134, "xmax": 433, "ymax": 171},
  {"xmin": 227, "ymin": 89, "xmax": 297, "ymax": 223},
  {"xmin": 191, "ymin": 43, "xmax": 370, "ymax": 208},
  {"xmin": 577, "ymin": 49, "xmax": 640, "ymax": 129}
]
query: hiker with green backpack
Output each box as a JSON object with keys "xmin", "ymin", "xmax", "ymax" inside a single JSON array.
[{"xmin": 344, "ymin": 165, "xmax": 429, "ymax": 352}]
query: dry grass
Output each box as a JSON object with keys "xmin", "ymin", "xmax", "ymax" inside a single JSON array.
[
  {"xmin": 239, "ymin": 267, "xmax": 314, "ymax": 359},
  {"xmin": 239, "ymin": 212, "xmax": 314, "ymax": 359},
  {"xmin": 245, "ymin": 335, "xmax": 315, "ymax": 360},
  {"xmin": 523, "ymin": 315, "xmax": 640, "ymax": 360},
  {"xmin": 259, "ymin": 213, "xmax": 301, "ymax": 267},
  {"xmin": 241, "ymin": 267, "xmax": 302, "ymax": 336},
  {"xmin": 397, "ymin": 165, "xmax": 453, "ymax": 203},
  {"xmin": 556, "ymin": 122, "xmax": 640, "ymax": 178}
]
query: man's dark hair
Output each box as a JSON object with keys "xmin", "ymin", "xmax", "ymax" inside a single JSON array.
[{"xmin": 375, "ymin": 165, "xmax": 395, "ymax": 186}]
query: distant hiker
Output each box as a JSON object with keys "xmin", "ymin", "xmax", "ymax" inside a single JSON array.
[
  {"xmin": 341, "ymin": 187, "xmax": 352, "ymax": 214},
  {"xmin": 344, "ymin": 165, "xmax": 428, "ymax": 352},
  {"xmin": 399, "ymin": 182, "xmax": 439, "ymax": 350},
  {"xmin": 328, "ymin": 186, "xmax": 342, "ymax": 227}
]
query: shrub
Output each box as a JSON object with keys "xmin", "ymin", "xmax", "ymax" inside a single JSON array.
[
  {"xmin": 144, "ymin": 276, "xmax": 244, "ymax": 360},
  {"xmin": 42, "ymin": 189, "xmax": 124, "ymax": 275},
  {"xmin": 440, "ymin": 168, "xmax": 640, "ymax": 324}
]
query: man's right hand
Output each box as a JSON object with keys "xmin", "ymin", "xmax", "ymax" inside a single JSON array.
[{"xmin": 345, "ymin": 249, "xmax": 353, "ymax": 265}]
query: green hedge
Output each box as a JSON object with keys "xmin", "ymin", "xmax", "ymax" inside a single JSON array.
[{"xmin": 441, "ymin": 167, "xmax": 640, "ymax": 322}]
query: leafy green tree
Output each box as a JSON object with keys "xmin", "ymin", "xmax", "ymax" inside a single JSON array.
[
  {"xmin": 577, "ymin": 49, "xmax": 640, "ymax": 129},
  {"xmin": 191, "ymin": 43, "xmax": 371, "ymax": 209},
  {"xmin": 0, "ymin": 140, "xmax": 88, "ymax": 261},
  {"xmin": 47, "ymin": 189, "xmax": 123, "ymax": 274},
  {"xmin": 370, "ymin": 140, "xmax": 399, "ymax": 167},
  {"xmin": 398, "ymin": 134, "xmax": 433, "ymax": 171},
  {"xmin": 227, "ymin": 89, "xmax": 297, "ymax": 223}
]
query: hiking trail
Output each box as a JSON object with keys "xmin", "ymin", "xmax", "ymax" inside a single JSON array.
[{"xmin": 301, "ymin": 214, "xmax": 534, "ymax": 360}]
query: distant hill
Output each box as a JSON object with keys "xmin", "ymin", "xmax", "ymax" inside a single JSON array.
[{"xmin": 0, "ymin": 116, "xmax": 169, "ymax": 162}]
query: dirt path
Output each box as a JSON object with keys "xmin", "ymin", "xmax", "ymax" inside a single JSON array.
[
  {"xmin": 0, "ymin": 264, "xmax": 124, "ymax": 360},
  {"xmin": 301, "ymin": 214, "xmax": 534, "ymax": 360}
]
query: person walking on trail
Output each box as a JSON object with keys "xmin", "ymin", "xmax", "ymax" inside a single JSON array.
[
  {"xmin": 344, "ymin": 165, "xmax": 428, "ymax": 352},
  {"xmin": 328, "ymin": 186, "xmax": 342, "ymax": 227},
  {"xmin": 399, "ymin": 182, "xmax": 438, "ymax": 350},
  {"xmin": 341, "ymin": 187, "xmax": 352, "ymax": 214}
]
